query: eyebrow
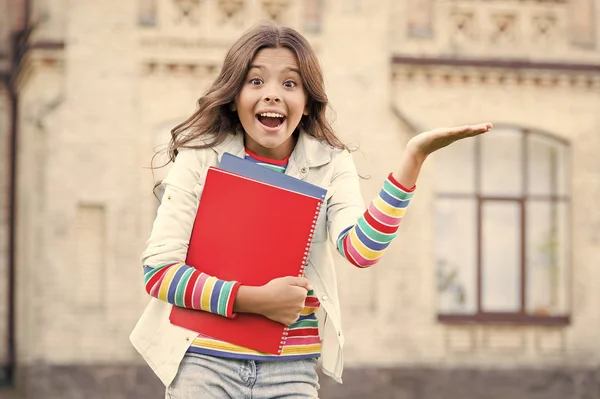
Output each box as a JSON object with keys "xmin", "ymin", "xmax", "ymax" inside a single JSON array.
[{"xmin": 248, "ymin": 64, "xmax": 301, "ymax": 74}]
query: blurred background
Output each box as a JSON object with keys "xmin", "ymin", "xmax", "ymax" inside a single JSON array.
[{"xmin": 1, "ymin": 0, "xmax": 599, "ymax": 398}]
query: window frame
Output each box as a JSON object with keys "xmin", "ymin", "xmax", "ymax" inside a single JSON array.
[{"xmin": 436, "ymin": 126, "xmax": 571, "ymax": 326}]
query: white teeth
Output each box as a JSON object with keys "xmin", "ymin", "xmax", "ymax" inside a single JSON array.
[{"xmin": 259, "ymin": 112, "xmax": 284, "ymax": 118}]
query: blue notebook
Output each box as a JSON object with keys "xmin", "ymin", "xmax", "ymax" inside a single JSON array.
[{"xmin": 218, "ymin": 152, "xmax": 327, "ymax": 200}]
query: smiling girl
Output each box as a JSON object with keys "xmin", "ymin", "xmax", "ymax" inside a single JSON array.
[{"xmin": 131, "ymin": 24, "xmax": 492, "ymax": 398}]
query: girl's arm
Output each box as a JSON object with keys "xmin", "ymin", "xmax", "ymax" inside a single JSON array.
[
  {"xmin": 335, "ymin": 172, "xmax": 413, "ymax": 268},
  {"xmin": 142, "ymin": 149, "xmax": 241, "ymax": 318},
  {"xmin": 332, "ymin": 123, "xmax": 493, "ymax": 268},
  {"xmin": 143, "ymin": 260, "xmax": 240, "ymax": 318},
  {"xmin": 391, "ymin": 123, "xmax": 492, "ymax": 188}
]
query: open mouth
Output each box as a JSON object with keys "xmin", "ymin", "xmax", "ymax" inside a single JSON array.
[{"xmin": 256, "ymin": 112, "xmax": 286, "ymax": 129}]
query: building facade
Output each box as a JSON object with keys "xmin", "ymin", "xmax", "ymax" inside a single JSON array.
[{"xmin": 1, "ymin": 0, "xmax": 600, "ymax": 398}]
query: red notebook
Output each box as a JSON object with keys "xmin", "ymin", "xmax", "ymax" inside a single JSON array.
[{"xmin": 169, "ymin": 167, "xmax": 324, "ymax": 355}]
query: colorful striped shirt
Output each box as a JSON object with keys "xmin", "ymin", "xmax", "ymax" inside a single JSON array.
[
  {"xmin": 143, "ymin": 149, "xmax": 415, "ymax": 361},
  {"xmin": 337, "ymin": 173, "xmax": 414, "ymax": 266}
]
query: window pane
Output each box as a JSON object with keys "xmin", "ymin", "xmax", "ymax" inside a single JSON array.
[
  {"xmin": 480, "ymin": 129, "xmax": 523, "ymax": 197},
  {"xmin": 434, "ymin": 138, "xmax": 475, "ymax": 194},
  {"xmin": 526, "ymin": 200, "xmax": 569, "ymax": 315},
  {"xmin": 436, "ymin": 198, "xmax": 477, "ymax": 314},
  {"xmin": 482, "ymin": 201, "xmax": 521, "ymax": 312},
  {"xmin": 527, "ymin": 134, "xmax": 568, "ymax": 197}
]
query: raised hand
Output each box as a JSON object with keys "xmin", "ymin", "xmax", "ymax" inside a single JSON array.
[
  {"xmin": 408, "ymin": 123, "xmax": 493, "ymax": 162},
  {"xmin": 393, "ymin": 122, "xmax": 493, "ymax": 188}
]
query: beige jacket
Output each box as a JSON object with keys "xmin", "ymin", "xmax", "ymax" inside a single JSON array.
[{"xmin": 130, "ymin": 132, "xmax": 366, "ymax": 387}]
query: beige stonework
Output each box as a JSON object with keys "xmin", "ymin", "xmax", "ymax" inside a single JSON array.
[{"xmin": 1, "ymin": 0, "xmax": 600, "ymax": 397}]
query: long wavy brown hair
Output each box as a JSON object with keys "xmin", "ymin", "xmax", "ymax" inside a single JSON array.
[{"xmin": 165, "ymin": 24, "xmax": 346, "ymax": 162}]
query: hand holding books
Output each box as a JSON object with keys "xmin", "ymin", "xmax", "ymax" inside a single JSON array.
[{"xmin": 235, "ymin": 276, "xmax": 312, "ymax": 325}]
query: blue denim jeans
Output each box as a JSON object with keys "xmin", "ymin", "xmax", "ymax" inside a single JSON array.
[{"xmin": 166, "ymin": 353, "xmax": 320, "ymax": 398}]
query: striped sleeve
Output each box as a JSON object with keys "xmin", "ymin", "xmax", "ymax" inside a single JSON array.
[
  {"xmin": 143, "ymin": 262, "xmax": 241, "ymax": 318},
  {"xmin": 337, "ymin": 173, "xmax": 415, "ymax": 268}
]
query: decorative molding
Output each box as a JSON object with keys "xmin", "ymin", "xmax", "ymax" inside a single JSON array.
[
  {"xmin": 392, "ymin": 56, "xmax": 600, "ymax": 72},
  {"xmin": 217, "ymin": 0, "xmax": 245, "ymax": 25},
  {"xmin": 139, "ymin": 36, "xmax": 233, "ymax": 50},
  {"xmin": 400, "ymin": 0, "xmax": 593, "ymax": 56},
  {"xmin": 171, "ymin": 0, "xmax": 202, "ymax": 26},
  {"xmin": 261, "ymin": 0, "xmax": 290, "ymax": 23},
  {"xmin": 137, "ymin": 0, "xmax": 322, "ymax": 46},
  {"xmin": 392, "ymin": 63, "xmax": 600, "ymax": 91},
  {"xmin": 446, "ymin": 6, "xmax": 566, "ymax": 47},
  {"xmin": 532, "ymin": 12, "xmax": 559, "ymax": 43},
  {"xmin": 450, "ymin": 10, "xmax": 476, "ymax": 42},
  {"xmin": 141, "ymin": 61, "xmax": 220, "ymax": 78},
  {"xmin": 490, "ymin": 13, "xmax": 518, "ymax": 44}
]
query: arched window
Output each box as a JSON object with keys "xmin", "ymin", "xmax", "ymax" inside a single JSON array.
[{"xmin": 434, "ymin": 127, "xmax": 570, "ymax": 324}]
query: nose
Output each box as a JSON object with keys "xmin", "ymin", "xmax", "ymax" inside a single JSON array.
[
  {"xmin": 262, "ymin": 81, "xmax": 281, "ymax": 103},
  {"xmin": 263, "ymin": 94, "xmax": 280, "ymax": 103}
]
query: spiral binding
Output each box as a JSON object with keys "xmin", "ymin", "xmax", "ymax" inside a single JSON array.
[
  {"xmin": 278, "ymin": 194, "xmax": 326, "ymax": 355},
  {"xmin": 296, "ymin": 196, "xmax": 324, "ymax": 277}
]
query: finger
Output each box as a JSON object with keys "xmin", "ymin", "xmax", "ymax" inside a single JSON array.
[
  {"xmin": 469, "ymin": 123, "xmax": 493, "ymax": 133},
  {"xmin": 447, "ymin": 124, "xmax": 493, "ymax": 138},
  {"xmin": 287, "ymin": 276, "xmax": 311, "ymax": 291},
  {"xmin": 455, "ymin": 123, "xmax": 491, "ymax": 134}
]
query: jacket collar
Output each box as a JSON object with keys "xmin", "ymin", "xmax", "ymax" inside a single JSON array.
[{"xmin": 210, "ymin": 130, "xmax": 332, "ymax": 170}]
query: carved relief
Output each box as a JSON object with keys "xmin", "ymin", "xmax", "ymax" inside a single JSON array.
[
  {"xmin": 413, "ymin": 0, "xmax": 584, "ymax": 56},
  {"xmin": 172, "ymin": 0, "xmax": 202, "ymax": 25},
  {"xmin": 142, "ymin": 61, "xmax": 219, "ymax": 79},
  {"xmin": 450, "ymin": 10, "xmax": 476, "ymax": 42},
  {"xmin": 490, "ymin": 13, "xmax": 518, "ymax": 44},
  {"xmin": 262, "ymin": 0, "xmax": 290, "ymax": 23},
  {"xmin": 217, "ymin": 0, "xmax": 244, "ymax": 25},
  {"xmin": 532, "ymin": 13, "xmax": 559, "ymax": 43}
]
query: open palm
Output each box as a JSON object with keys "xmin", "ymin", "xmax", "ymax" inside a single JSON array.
[{"xmin": 409, "ymin": 123, "xmax": 493, "ymax": 159}]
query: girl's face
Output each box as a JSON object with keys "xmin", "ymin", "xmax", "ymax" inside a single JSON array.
[{"xmin": 234, "ymin": 47, "xmax": 308, "ymax": 160}]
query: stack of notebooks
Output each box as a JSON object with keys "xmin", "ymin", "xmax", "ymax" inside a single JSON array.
[{"xmin": 169, "ymin": 153, "xmax": 327, "ymax": 355}]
